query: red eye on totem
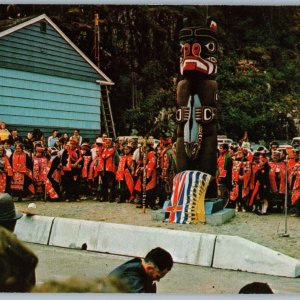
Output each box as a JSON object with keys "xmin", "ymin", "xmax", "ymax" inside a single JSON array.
[
  {"xmin": 184, "ymin": 44, "xmax": 190, "ymax": 55},
  {"xmin": 205, "ymin": 42, "xmax": 216, "ymax": 53},
  {"xmin": 192, "ymin": 43, "xmax": 201, "ymax": 56}
]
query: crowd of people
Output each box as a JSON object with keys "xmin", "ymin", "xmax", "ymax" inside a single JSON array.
[
  {"xmin": 217, "ymin": 141, "xmax": 300, "ymax": 216},
  {"xmin": 0, "ymin": 121, "xmax": 176, "ymax": 210},
  {"xmin": 0, "ymin": 120, "xmax": 300, "ymax": 217}
]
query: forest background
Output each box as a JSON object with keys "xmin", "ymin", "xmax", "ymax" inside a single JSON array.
[{"xmin": 0, "ymin": 4, "xmax": 299, "ymax": 144}]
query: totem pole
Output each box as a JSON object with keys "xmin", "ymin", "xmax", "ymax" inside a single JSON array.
[{"xmin": 175, "ymin": 18, "xmax": 218, "ymax": 199}]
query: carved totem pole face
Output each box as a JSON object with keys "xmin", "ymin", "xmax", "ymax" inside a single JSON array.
[
  {"xmin": 179, "ymin": 21, "xmax": 218, "ymax": 77},
  {"xmin": 177, "ymin": 20, "xmax": 218, "ymax": 161}
]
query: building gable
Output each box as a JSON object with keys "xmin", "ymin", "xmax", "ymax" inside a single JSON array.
[{"xmin": 0, "ymin": 14, "xmax": 113, "ymax": 85}]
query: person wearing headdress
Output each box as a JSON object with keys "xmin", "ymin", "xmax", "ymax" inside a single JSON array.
[
  {"xmin": 80, "ymin": 143, "xmax": 92, "ymax": 199},
  {"xmin": 0, "ymin": 144, "xmax": 13, "ymax": 193},
  {"xmin": 61, "ymin": 139, "xmax": 83, "ymax": 202},
  {"xmin": 269, "ymin": 150, "xmax": 286, "ymax": 212},
  {"xmin": 229, "ymin": 148, "xmax": 251, "ymax": 212},
  {"xmin": 10, "ymin": 142, "xmax": 34, "ymax": 202},
  {"xmin": 32, "ymin": 146, "xmax": 48, "ymax": 200},
  {"xmin": 116, "ymin": 144, "xmax": 134, "ymax": 203},
  {"xmin": 250, "ymin": 154, "xmax": 271, "ymax": 215},
  {"xmin": 248, "ymin": 151, "xmax": 261, "ymax": 211},
  {"xmin": 97, "ymin": 138, "xmax": 119, "ymax": 202},
  {"xmin": 45, "ymin": 147, "xmax": 61, "ymax": 201},
  {"xmin": 91, "ymin": 137, "xmax": 104, "ymax": 160},
  {"xmin": 134, "ymin": 139, "xmax": 158, "ymax": 210},
  {"xmin": 88, "ymin": 145, "xmax": 103, "ymax": 200}
]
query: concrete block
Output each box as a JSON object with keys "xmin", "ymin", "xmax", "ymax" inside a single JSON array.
[
  {"xmin": 206, "ymin": 208, "xmax": 235, "ymax": 225},
  {"xmin": 205, "ymin": 198, "xmax": 225, "ymax": 215},
  {"xmin": 14, "ymin": 215, "xmax": 55, "ymax": 245},
  {"xmin": 151, "ymin": 209, "xmax": 165, "ymax": 221},
  {"xmin": 49, "ymin": 217, "xmax": 216, "ymax": 267},
  {"xmin": 49, "ymin": 218, "xmax": 100, "ymax": 250},
  {"xmin": 213, "ymin": 235, "xmax": 300, "ymax": 278}
]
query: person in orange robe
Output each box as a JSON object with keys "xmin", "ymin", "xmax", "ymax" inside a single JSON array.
[
  {"xmin": 10, "ymin": 142, "xmax": 34, "ymax": 202},
  {"xmin": 134, "ymin": 140, "xmax": 158, "ymax": 210},
  {"xmin": 116, "ymin": 144, "xmax": 134, "ymax": 203},
  {"xmin": 0, "ymin": 144, "xmax": 13, "ymax": 193}
]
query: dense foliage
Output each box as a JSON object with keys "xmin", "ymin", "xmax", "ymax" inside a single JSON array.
[{"xmin": 1, "ymin": 4, "xmax": 299, "ymax": 143}]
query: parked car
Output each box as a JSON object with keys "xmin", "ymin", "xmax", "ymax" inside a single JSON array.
[
  {"xmin": 250, "ymin": 144, "xmax": 269, "ymax": 153},
  {"xmin": 217, "ymin": 138, "xmax": 234, "ymax": 147},
  {"xmin": 291, "ymin": 137, "xmax": 300, "ymax": 147}
]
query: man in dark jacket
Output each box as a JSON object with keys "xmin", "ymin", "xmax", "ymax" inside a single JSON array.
[
  {"xmin": 0, "ymin": 192, "xmax": 38, "ymax": 292},
  {"xmin": 108, "ymin": 247, "xmax": 173, "ymax": 293}
]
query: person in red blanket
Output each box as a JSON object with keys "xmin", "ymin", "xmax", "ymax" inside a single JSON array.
[
  {"xmin": 217, "ymin": 143, "xmax": 233, "ymax": 207},
  {"xmin": 45, "ymin": 147, "xmax": 61, "ymax": 201},
  {"xmin": 250, "ymin": 154, "xmax": 271, "ymax": 215},
  {"xmin": 248, "ymin": 152, "xmax": 261, "ymax": 212},
  {"xmin": 157, "ymin": 138, "xmax": 174, "ymax": 208},
  {"xmin": 61, "ymin": 139, "xmax": 83, "ymax": 202},
  {"xmin": 269, "ymin": 150, "xmax": 286, "ymax": 212},
  {"xmin": 0, "ymin": 144, "xmax": 13, "ymax": 193},
  {"xmin": 32, "ymin": 146, "xmax": 48, "ymax": 200},
  {"xmin": 229, "ymin": 148, "xmax": 252, "ymax": 212},
  {"xmin": 116, "ymin": 144, "xmax": 134, "ymax": 203},
  {"xmin": 80, "ymin": 143, "xmax": 92, "ymax": 199},
  {"xmin": 88, "ymin": 147, "xmax": 103, "ymax": 201},
  {"xmin": 10, "ymin": 142, "xmax": 34, "ymax": 202},
  {"xmin": 98, "ymin": 138, "xmax": 119, "ymax": 202},
  {"xmin": 134, "ymin": 140, "xmax": 158, "ymax": 210},
  {"xmin": 288, "ymin": 149, "xmax": 300, "ymax": 217}
]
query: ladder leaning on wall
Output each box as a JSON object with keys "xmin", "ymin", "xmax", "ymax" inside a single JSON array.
[{"xmin": 100, "ymin": 85, "xmax": 116, "ymax": 139}]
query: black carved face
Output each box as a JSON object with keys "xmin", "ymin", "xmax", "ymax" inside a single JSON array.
[{"xmin": 179, "ymin": 22, "xmax": 218, "ymax": 78}]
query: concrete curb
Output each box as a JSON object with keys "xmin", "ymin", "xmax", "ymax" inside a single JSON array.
[
  {"xmin": 15, "ymin": 215, "xmax": 55, "ymax": 245},
  {"xmin": 213, "ymin": 235, "xmax": 300, "ymax": 278},
  {"xmin": 16, "ymin": 215, "xmax": 300, "ymax": 278}
]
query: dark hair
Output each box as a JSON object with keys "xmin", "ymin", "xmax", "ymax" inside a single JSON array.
[
  {"xmin": 220, "ymin": 143, "xmax": 229, "ymax": 151},
  {"xmin": 144, "ymin": 247, "xmax": 173, "ymax": 271},
  {"xmin": 239, "ymin": 282, "xmax": 273, "ymax": 294}
]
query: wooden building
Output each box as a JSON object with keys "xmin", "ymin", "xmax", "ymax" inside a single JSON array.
[{"xmin": 0, "ymin": 14, "xmax": 115, "ymax": 141}]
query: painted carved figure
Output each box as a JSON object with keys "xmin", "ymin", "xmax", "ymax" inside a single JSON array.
[{"xmin": 176, "ymin": 19, "xmax": 218, "ymax": 198}]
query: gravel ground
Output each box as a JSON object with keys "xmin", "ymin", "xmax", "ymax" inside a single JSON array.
[{"xmin": 14, "ymin": 197, "xmax": 300, "ymax": 260}]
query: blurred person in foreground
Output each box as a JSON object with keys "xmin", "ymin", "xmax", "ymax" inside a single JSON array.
[
  {"xmin": 239, "ymin": 281, "xmax": 274, "ymax": 294},
  {"xmin": 0, "ymin": 226, "xmax": 38, "ymax": 292},
  {"xmin": 108, "ymin": 247, "xmax": 173, "ymax": 293},
  {"xmin": 0, "ymin": 192, "xmax": 22, "ymax": 232},
  {"xmin": 32, "ymin": 275, "xmax": 129, "ymax": 293},
  {"xmin": 0, "ymin": 193, "xmax": 38, "ymax": 292}
]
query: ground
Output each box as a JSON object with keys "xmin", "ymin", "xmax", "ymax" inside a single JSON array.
[{"xmin": 14, "ymin": 198, "xmax": 300, "ymax": 261}]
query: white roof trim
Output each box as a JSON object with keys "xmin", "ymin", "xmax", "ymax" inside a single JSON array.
[{"xmin": 0, "ymin": 14, "xmax": 114, "ymax": 86}]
